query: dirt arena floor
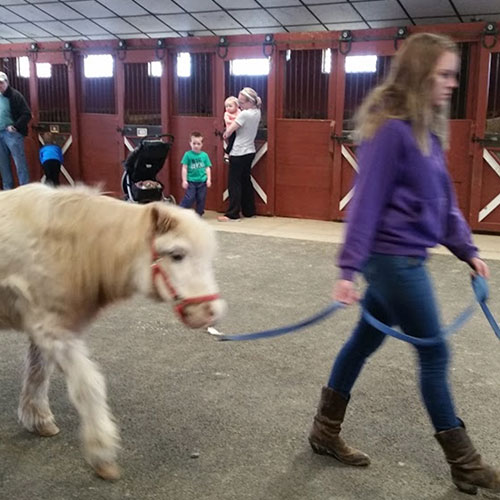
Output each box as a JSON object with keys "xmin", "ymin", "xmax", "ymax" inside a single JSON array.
[{"xmin": 2, "ymin": 229, "xmax": 500, "ymax": 500}]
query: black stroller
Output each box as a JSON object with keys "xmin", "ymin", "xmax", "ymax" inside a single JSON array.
[{"xmin": 122, "ymin": 134, "xmax": 176, "ymax": 204}]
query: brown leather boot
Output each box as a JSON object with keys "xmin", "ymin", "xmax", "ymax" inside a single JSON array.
[
  {"xmin": 435, "ymin": 423, "xmax": 500, "ymax": 495},
  {"xmin": 308, "ymin": 386, "xmax": 370, "ymax": 466}
]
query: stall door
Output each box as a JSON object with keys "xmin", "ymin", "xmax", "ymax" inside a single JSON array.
[
  {"xmin": 336, "ymin": 42, "xmax": 474, "ymax": 225},
  {"xmin": 36, "ymin": 61, "xmax": 76, "ymax": 185},
  {"xmin": 223, "ymin": 58, "xmax": 269, "ymax": 215},
  {"xmin": 445, "ymin": 42, "xmax": 474, "ymax": 222},
  {"xmin": 121, "ymin": 60, "xmax": 165, "ymax": 194},
  {"xmin": 275, "ymin": 48, "xmax": 333, "ymax": 220},
  {"xmin": 474, "ymin": 49, "xmax": 500, "ymax": 232},
  {"xmin": 335, "ymin": 53, "xmax": 392, "ymax": 220},
  {"xmin": 78, "ymin": 53, "xmax": 121, "ymax": 194},
  {"xmin": 170, "ymin": 51, "xmax": 219, "ymax": 208}
]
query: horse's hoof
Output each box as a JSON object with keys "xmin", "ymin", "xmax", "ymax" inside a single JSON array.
[
  {"xmin": 37, "ymin": 421, "xmax": 60, "ymax": 437},
  {"xmin": 94, "ymin": 462, "xmax": 121, "ymax": 481}
]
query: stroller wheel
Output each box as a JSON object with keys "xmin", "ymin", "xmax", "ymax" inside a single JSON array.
[{"xmin": 163, "ymin": 194, "xmax": 176, "ymax": 205}]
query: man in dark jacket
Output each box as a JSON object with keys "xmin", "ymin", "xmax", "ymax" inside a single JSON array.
[{"xmin": 0, "ymin": 71, "xmax": 31, "ymax": 189}]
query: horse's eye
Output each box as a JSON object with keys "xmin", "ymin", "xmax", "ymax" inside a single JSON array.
[{"xmin": 170, "ymin": 251, "xmax": 185, "ymax": 262}]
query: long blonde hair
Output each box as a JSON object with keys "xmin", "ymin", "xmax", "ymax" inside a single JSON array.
[{"xmin": 353, "ymin": 33, "xmax": 458, "ymax": 154}]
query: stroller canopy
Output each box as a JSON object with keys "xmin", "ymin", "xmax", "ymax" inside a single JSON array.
[{"xmin": 124, "ymin": 139, "xmax": 172, "ymax": 183}]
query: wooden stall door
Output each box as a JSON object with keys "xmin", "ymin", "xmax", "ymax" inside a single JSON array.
[
  {"xmin": 169, "ymin": 51, "xmax": 219, "ymax": 208},
  {"xmin": 275, "ymin": 119, "xmax": 333, "ymax": 219},
  {"xmin": 34, "ymin": 54, "xmax": 78, "ymax": 186},
  {"xmin": 223, "ymin": 56, "xmax": 270, "ymax": 215},
  {"xmin": 275, "ymin": 48, "xmax": 334, "ymax": 219},
  {"xmin": 79, "ymin": 114, "xmax": 121, "ymax": 192},
  {"xmin": 77, "ymin": 53, "xmax": 122, "ymax": 194},
  {"xmin": 470, "ymin": 48, "xmax": 500, "ymax": 232},
  {"xmin": 447, "ymin": 120, "xmax": 474, "ymax": 217},
  {"xmin": 334, "ymin": 52, "xmax": 393, "ymax": 221},
  {"xmin": 120, "ymin": 58, "xmax": 166, "ymax": 196},
  {"xmin": 170, "ymin": 117, "xmax": 218, "ymax": 207}
]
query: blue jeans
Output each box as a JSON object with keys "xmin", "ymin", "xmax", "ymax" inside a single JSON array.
[
  {"xmin": 180, "ymin": 181, "xmax": 207, "ymax": 216},
  {"xmin": 0, "ymin": 130, "xmax": 30, "ymax": 189},
  {"xmin": 328, "ymin": 254, "xmax": 460, "ymax": 432}
]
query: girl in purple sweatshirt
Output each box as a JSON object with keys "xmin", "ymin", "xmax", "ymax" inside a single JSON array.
[{"xmin": 308, "ymin": 33, "xmax": 499, "ymax": 495}]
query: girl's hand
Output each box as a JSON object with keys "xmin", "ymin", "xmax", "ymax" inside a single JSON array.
[
  {"xmin": 182, "ymin": 180, "xmax": 188, "ymax": 189},
  {"xmin": 333, "ymin": 279, "xmax": 359, "ymax": 305},
  {"xmin": 469, "ymin": 256, "xmax": 490, "ymax": 279},
  {"xmin": 207, "ymin": 180, "xmax": 211, "ymax": 188}
]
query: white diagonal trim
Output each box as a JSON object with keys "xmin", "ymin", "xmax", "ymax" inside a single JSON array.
[
  {"xmin": 60, "ymin": 165, "xmax": 75, "ymax": 186},
  {"xmin": 478, "ymin": 148, "xmax": 500, "ymax": 221},
  {"xmin": 251, "ymin": 176, "xmax": 267, "ymax": 203},
  {"xmin": 61, "ymin": 135, "xmax": 72, "ymax": 155},
  {"xmin": 339, "ymin": 145, "xmax": 358, "ymax": 209},
  {"xmin": 39, "ymin": 133, "xmax": 75, "ymax": 185},
  {"xmin": 341, "ymin": 144, "xmax": 358, "ymax": 172},
  {"xmin": 483, "ymin": 148, "xmax": 500, "ymax": 178},
  {"xmin": 41, "ymin": 165, "xmax": 75, "ymax": 186},
  {"xmin": 479, "ymin": 192, "xmax": 500, "ymax": 222},
  {"xmin": 124, "ymin": 136, "xmax": 135, "ymax": 152},
  {"xmin": 223, "ymin": 175, "xmax": 266, "ymax": 203},
  {"xmin": 339, "ymin": 187, "xmax": 354, "ymax": 211},
  {"xmin": 251, "ymin": 142, "xmax": 268, "ymax": 169},
  {"xmin": 38, "ymin": 133, "xmax": 72, "ymax": 155},
  {"xmin": 222, "ymin": 142, "xmax": 268, "ymax": 203}
]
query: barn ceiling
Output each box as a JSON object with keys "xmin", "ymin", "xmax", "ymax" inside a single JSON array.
[{"xmin": 0, "ymin": 0, "xmax": 498, "ymax": 44}]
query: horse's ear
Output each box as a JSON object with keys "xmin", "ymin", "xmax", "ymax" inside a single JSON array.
[{"xmin": 150, "ymin": 205, "xmax": 177, "ymax": 234}]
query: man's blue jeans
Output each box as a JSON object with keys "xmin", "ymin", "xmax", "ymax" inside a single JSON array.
[
  {"xmin": 0, "ymin": 130, "xmax": 30, "ymax": 189},
  {"xmin": 328, "ymin": 254, "xmax": 461, "ymax": 431}
]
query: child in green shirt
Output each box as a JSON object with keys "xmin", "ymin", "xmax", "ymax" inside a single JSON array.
[{"xmin": 179, "ymin": 131, "xmax": 212, "ymax": 216}]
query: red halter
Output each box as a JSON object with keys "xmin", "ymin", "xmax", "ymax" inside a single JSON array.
[{"xmin": 151, "ymin": 244, "xmax": 220, "ymax": 324}]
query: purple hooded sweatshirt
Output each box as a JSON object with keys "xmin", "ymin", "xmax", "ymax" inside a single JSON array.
[{"xmin": 338, "ymin": 119, "xmax": 477, "ymax": 281}]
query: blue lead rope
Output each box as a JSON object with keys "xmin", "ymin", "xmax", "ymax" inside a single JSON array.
[
  {"xmin": 217, "ymin": 275, "xmax": 500, "ymax": 343},
  {"xmin": 217, "ymin": 301, "xmax": 345, "ymax": 341},
  {"xmin": 473, "ymin": 275, "xmax": 500, "ymax": 339}
]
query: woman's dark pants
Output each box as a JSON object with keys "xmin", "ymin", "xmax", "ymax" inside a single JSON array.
[{"xmin": 225, "ymin": 153, "xmax": 256, "ymax": 219}]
